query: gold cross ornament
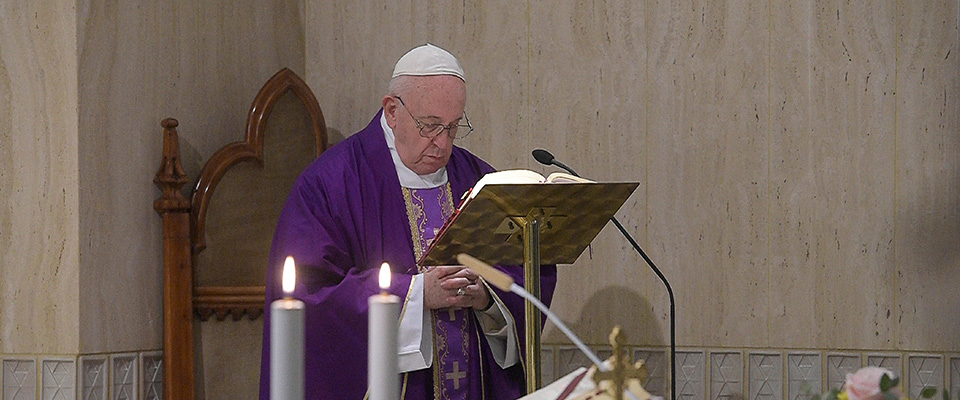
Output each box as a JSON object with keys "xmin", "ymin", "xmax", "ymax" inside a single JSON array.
[{"xmin": 592, "ymin": 326, "xmax": 648, "ymax": 400}]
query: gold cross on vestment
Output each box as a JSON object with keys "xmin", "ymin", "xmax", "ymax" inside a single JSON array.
[
  {"xmin": 445, "ymin": 361, "xmax": 466, "ymax": 390},
  {"xmin": 446, "ymin": 307, "xmax": 458, "ymax": 321}
]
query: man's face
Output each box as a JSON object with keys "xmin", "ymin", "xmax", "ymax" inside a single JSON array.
[{"xmin": 384, "ymin": 75, "xmax": 466, "ymax": 175}]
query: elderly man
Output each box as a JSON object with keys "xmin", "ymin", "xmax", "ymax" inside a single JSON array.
[{"xmin": 258, "ymin": 44, "xmax": 557, "ymax": 399}]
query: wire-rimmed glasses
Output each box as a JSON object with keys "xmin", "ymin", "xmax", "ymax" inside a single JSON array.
[{"xmin": 395, "ymin": 96, "xmax": 474, "ymax": 139}]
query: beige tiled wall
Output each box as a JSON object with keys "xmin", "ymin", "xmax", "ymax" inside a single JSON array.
[
  {"xmin": 304, "ymin": 0, "xmax": 960, "ymax": 352},
  {"xmin": 1, "ymin": 350, "xmax": 163, "ymax": 400}
]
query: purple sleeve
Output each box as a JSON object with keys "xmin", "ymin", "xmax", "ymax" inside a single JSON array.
[{"xmin": 259, "ymin": 174, "xmax": 413, "ymax": 399}]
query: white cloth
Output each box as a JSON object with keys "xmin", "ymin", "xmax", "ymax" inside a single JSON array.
[
  {"xmin": 517, "ymin": 362, "xmax": 654, "ymax": 400},
  {"xmin": 397, "ymin": 275, "xmax": 519, "ymax": 371}
]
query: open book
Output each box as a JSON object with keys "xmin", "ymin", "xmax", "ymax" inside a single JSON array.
[
  {"xmin": 417, "ymin": 169, "xmax": 596, "ymax": 266},
  {"xmin": 418, "ymin": 169, "xmax": 636, "ymax": 266},
  {"xmin": 465, "ymin": 169, "xmax": 595, "ymax": 202}
]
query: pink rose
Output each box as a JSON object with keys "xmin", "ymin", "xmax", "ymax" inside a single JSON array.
[{"xmin": 844, "ymin": 367, "xmax": 899, "ymax": 400}]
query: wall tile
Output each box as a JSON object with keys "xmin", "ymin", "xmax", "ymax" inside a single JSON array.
[
  {"xmin": 950, "ymin": 357, "xmax": 960, "ymax": 399},
  {"xmin": 907, "ymin": 355, "xmax": 943, "ymax": 399},
  {"xmin": 635, "ymin": 348, "xmax": 667, "ymax": 397},
  {"xmin": 78, "ymin": 356, "xmax": 106, "ymax": 400},
  {"xmin": 866, "ymin": 353, "xmax": 902, "ymax": 380},
  {"xmin": 3, "ymin": 358, "xmax": 37, "ymax": 400},
  {"xmin": 748, "ymin": 352, "xmax": 782, "ymax": 400},
  {"xmin": 110, "ymin": 354, "xmax": 136, "ymax": 400},
  {"xmin": 787, "ymin": 352, "xmax": 821, "ymax": 400},
  {"xmin": 710, "ymin": 351, "xmax": 743, "ymax": 400},
  {"xmin": 541, "ymin": 347, "xmax": 555, "ymax": 385},
  {"xmin": 677, "ymin": 350, "xmax": 705, "ymax": 400},
  {"xmin": 595, "ymin": 346, "xmax": 613, "ymax": 364},
  {"xmin": 557, "ymin": 346, "xmax": 592, "ymax": 379},
  {"xmin": 139, "ymin": 352, "xmax": 161, "ymax": 400},
  {"xmin": 39, "ymin": 358, "xmax": 74, "ymax": 400},
  {"xmin": 826, "ymin": 353, "xmax": 862, "ymax": 391}
]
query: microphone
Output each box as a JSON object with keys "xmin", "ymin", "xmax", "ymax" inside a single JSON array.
[
  {"xmin": 531, "ymin": 149, "xmax": 554, "ymax": 164},
  {"xmin": 531, "ymin": 148, "xmax": 678, "ymax": 400},
  {"xmin": 457, "ymin": 254, "xmax": 641, "ymax": 400},
  {"xmin": 532, "ymin": 149, "xmax": 575, "ymax": 177}
]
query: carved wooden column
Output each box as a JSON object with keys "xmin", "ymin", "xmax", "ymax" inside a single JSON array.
[{"xmin": 153, "ymin": 118, "xmax": 194, "ymax": 400}]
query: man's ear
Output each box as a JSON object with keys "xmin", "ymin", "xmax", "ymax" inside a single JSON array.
[{"xmin": 382, "ymin": 96, "xmax": 399, "ymax": 128}]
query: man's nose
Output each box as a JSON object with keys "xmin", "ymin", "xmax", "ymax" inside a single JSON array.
[{"xmin": 431, "ymin": 130, "xmax": 453, "ymax": 146}]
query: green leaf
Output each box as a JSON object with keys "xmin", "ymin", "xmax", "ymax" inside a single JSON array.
[
  {"xmin": 941, "ymin": 389, "xmax": 949, "ymax": 400},
  {"xmin": 880, "ymin": 374, "xmax": 895, "ymax": 392},
  {"xmin": 922, "ymin": 387, "xmax": 938, "ymax": 398}
]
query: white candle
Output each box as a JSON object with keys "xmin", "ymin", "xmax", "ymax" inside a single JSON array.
[
  {"xmin": 271, "ymin": 256, "xmax": 304, "ymax": 400},
  {"xmin": 368, "ymin": 262, "xmax": 399, "ymax": 400}
]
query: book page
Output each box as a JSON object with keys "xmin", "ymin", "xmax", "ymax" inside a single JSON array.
[
  {"xmin": 545, "ymin": 172, "xmax": 595, "ymax": 183},
  {"xmin": 467, "ymin": 169, "xmax": 546, "ymax": 200}
]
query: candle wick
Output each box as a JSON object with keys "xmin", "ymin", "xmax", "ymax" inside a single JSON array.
[{"xmin": 380, "ymin": 289, "xmax": 388, "ymax": 296}]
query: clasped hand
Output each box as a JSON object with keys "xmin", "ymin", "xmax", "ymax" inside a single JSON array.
[{"xmin": 423, "ymin": 265, "xmax": 491, "ymax": 311}]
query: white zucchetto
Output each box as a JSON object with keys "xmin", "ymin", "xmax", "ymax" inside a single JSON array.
[{"xmin": 392, "ymin": 43, "xmax": 465, "ymax": 81}]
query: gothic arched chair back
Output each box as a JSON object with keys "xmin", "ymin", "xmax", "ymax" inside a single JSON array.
[{"xmin": 154, "ymin": 68, "xmax": 327, "ymax": 399}]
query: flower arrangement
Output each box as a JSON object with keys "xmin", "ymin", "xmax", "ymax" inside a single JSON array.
[{"xmin": 812, "ymin": 367, "xmax": 951, "ymax": 400}]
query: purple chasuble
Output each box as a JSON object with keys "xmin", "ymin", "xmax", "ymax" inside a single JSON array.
[{"xmin": 258, "ymin": 110, "xmax": 558, "ymax": 400}]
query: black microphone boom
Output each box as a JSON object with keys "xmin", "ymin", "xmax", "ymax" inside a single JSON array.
[{"xmin": 530, "ymin": 149, "xmax": 678, "ymax": 400}]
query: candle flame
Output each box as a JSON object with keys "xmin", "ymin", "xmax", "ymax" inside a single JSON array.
[
  {"xmin": 282, "ymin": 256, "xmax": 296, "ymax": 295},
  {"xmin": 379, "ymin": 262, "xmax": 391, "ymax": 290}
]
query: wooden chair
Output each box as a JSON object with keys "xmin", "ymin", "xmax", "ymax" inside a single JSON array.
[{"xmin": 153, "ymin": 68, "xmax": 327, "ymax": 400}]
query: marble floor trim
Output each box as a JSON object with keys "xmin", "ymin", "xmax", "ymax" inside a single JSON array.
[
  {"xmin": 540, "ymin": 345, "xmax": 960, "ymax": 400},
  {"xmin": 1, "ymin": 350, "xmax": 162, "ymax": 400},
  {"xmin": 3, "ymin": 347, "xmax": 955, "ymax": 399}
]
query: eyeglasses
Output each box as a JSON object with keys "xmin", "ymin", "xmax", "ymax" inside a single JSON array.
[{"xmin": 395, "ymin": 96, "xmax": 474, "ymax": 139}]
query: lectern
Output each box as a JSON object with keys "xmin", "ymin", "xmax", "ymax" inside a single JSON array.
[{"xmin": 420, "ymin": 182, "xmax": 639, "ymax": 393}]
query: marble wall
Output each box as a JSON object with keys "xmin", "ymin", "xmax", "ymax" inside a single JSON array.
[
  {"xmin": 2, "ymin": 0, "xmax": 304, "ymax": 397},
  {"xmin": 74, "ymin": 0, "xmax": 304, "ymax": 354},
  {"xmin": 0, "ymin": 0, "xmax": 81, "ymax": 355},
  {"xmin": 304, "ymin": 0, "xmax": 960, "ymax": 356}
]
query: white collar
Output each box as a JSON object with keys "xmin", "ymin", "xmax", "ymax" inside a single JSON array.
[{"xmin": 381, "ymin": 112, "xmax": 449, "ymax": 189}]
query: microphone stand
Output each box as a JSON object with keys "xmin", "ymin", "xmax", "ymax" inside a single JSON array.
[
  {"xmin": 534, "ymin": 151, "xmax": 677, "ymax": 400},
  {"xmin": 609, "ymin": 218, "xmax": 677, "ymax": 400}
]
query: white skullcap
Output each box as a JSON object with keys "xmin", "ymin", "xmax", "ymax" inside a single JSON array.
[{"xmin": 392, "ymin": 43, "xmax": 465, "ymax": 81}]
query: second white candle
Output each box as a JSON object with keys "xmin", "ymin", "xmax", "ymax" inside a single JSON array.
[{"xmin": 368, "ymin": 262, "xmax": 399, "ymax": 400}]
